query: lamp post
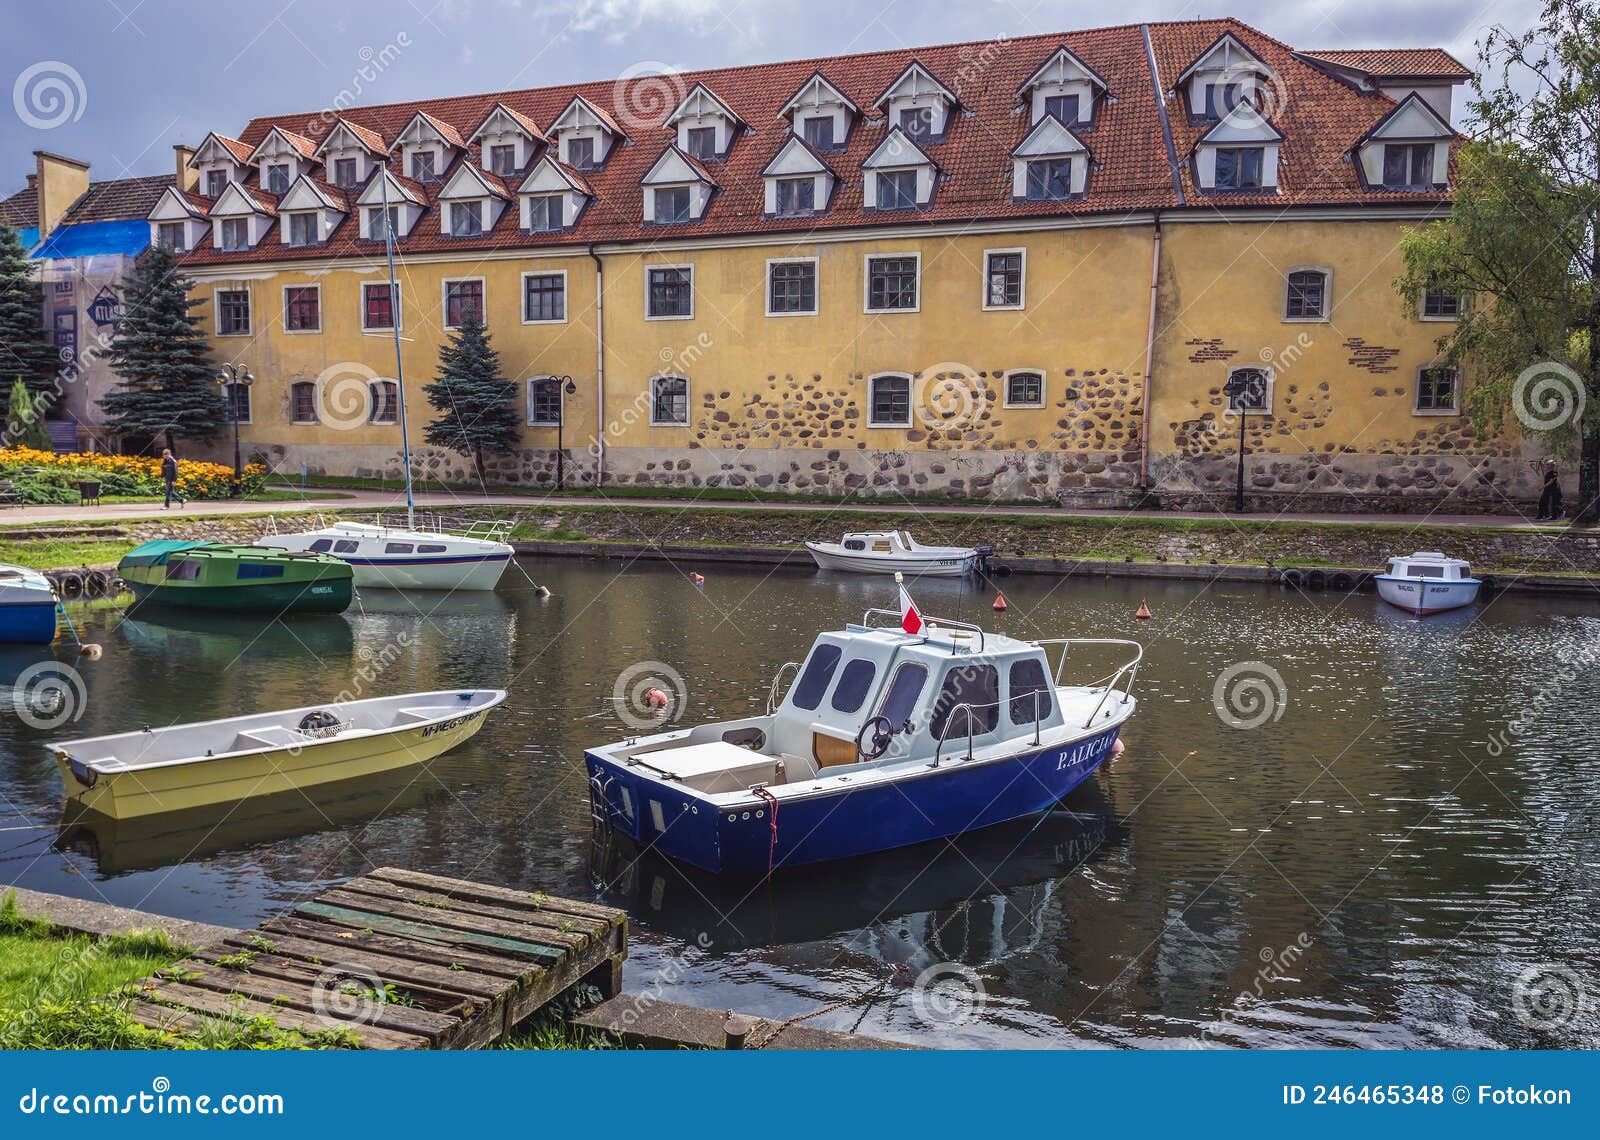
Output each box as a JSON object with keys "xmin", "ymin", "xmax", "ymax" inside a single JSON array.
[
  {"xmin": 215, "ymin": 362, "xmax": 254, "ymax": 496},
  {"xmin": 556, "ymin": 374, "xmax": 576, "ymax": 490},
  {"xmin": 1222, "ymin": 369, "xmax": 1267, "ymax": 514}
]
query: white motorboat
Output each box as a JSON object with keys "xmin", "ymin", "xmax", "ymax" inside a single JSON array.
[
  {"xmin": 1373, "ymin": 551, "xmax": 1481, "ymax": 616},
  {"xmin": 260, "ymin": 517, "xmax": 513, "ymax": 591},
  {"xmin": 50, "ymin": 689, "xmax": 506, "ymax": 819},
  {"xmin": 805, "ymin": 530, "xmax": 979, "ymax": 577}
]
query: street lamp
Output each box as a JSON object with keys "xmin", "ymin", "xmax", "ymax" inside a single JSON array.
[
  {"xmin": 556, "ymin": 374, "xmax": 577, "ymax": 490},
  {"xmin": 1222, "ymin": 369, "xmax": 1267, "ymax": 514},
  {"xmin": 215, "ymin": 362, "xmax": 254, "ymax": 496}
]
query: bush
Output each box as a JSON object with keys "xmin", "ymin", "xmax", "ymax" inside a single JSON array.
[{"xmin": 10, "ymin": 471, "xmax": 80, "ymax": 504}]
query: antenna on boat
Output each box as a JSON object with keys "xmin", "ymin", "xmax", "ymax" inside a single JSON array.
[{"xmin": 378, "ymin": 161, "xmax": 416, "ymax": 530}]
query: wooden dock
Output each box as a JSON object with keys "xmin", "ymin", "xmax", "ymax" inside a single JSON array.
[{"xmin": 123, "ymin": 867, "xmax": 628, "ymax": 1050}]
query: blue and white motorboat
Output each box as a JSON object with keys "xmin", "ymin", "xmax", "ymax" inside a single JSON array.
[
  {"xmin": 0, "ymin": 564, "xmax": 59, "ymax": 644},
  {"xmin": 1373, "ymin": 551, "xmax": 1481, "ymax": 616},
  {"xmin": 585, "ymin": 603, "xmax": 1140, "ymax": 875}
]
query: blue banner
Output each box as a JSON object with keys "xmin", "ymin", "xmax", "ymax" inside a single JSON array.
[{"xmin": 2, "ymin": 1050, "xmax": 1593, "ymax": 1137}]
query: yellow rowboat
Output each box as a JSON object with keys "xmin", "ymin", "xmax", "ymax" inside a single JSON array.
[{"xmin": 49, "ymin": 690, "xmax": 506, "ymax": 820}]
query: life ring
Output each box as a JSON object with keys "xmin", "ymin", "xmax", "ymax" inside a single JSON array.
[
  {"xmin": 1305, "ymin": 569, "xmax": 1327, "ymax": 591},
  {"xmin": 57, "ymin": 571, "xmax": 84, "ymax": 598},
  {"xmin": 1279, "ymin": 568, "xmax": 1304, "ymax": 589},
  {"xmin": 1329, "ymin": 571, "xmax": 1354, "ymax": 592}
]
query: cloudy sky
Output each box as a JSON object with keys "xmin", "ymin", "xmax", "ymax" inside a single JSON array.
[{"xmin": 2, "ymin": 0, "xmax": 1541, "ymax": 191}]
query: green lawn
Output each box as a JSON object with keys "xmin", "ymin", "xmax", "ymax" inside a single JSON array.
[{"xmin": 0, "ymin": 537, "xmax": 131, "ymax": 569}]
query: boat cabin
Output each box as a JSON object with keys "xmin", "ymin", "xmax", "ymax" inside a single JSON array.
[
  {"xmin": 1385, "ymin": 552, "xmax": 1474, "ymax": 581},
  {"xmin": 837, "ymin": 531, "xmax": 928, "ymax": 555}
]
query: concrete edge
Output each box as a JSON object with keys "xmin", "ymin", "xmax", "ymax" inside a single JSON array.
[{"xmin": 2, "ymin": 884, "xmax": 234, "ymax": 951}]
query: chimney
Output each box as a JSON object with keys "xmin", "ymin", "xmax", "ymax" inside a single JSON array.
[
  {"xmin": 33, "ymin": 150, "xmax": 90, "ymax": 238},
  {"xmin": 173, "ymin": 143, "xmax": 198, "ymax": 193}
]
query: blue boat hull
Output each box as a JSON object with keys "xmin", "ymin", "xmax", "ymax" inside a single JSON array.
[
  {"xmin": 0, "ymin": 601, "xmax": 58, "ymax": 645},
  {"xmin": 586, "ymin": 724, "xmax": 1124, "ymax": 875}
]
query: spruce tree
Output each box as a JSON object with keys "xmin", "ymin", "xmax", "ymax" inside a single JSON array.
[
  {"xmin": 6, "ymin": 376, "xmax": 53, "ymax": 450},
  {"xmin": 0, "ymin": 224, "xmax": 58, "ymax": 421},
  {"xmin": 98, "ymin": 243, "xmax": 227, "ymax": 451},
  {"xmin": 423, "ymin": 314, "xmax": 522, "ymax": 480}
]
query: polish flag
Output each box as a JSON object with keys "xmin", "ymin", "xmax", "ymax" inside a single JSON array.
[{"xmin": 899, "ymin": 583, "xmax": 923, "ymax": 635}]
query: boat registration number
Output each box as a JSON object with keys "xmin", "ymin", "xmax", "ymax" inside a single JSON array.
[
  {"xmin": 421, "ymin": 711, "xmax": 483, "ymax": 738},
  {"xmin": 1055, "ymin": 733, "xmax": 1115, "ymax": 772}
]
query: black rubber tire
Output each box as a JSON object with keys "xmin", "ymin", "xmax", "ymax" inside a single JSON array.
[
  {"xmin": 1480, "ymin": 574, "xmax": 1498, "ymax": 594},
  {"xmin": 1305, "ymin": 569, "xmax": 1327, "ymax": 591},
  {"xmin": 1279, "ymin": 568, "xmax": 1303, "ymax": 588},
  {"xmin": 1329, "ymin": 571, "xmax": 1354, "ymax": 592},
  {"xmin": 84, "ymin": 570, "xmax": 109, "ymax": 597},
  {"xmin": 57, "ymin": 572, "xmax": 84, "ymax": 598}
]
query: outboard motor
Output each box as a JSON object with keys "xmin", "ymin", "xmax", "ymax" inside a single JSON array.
[{"xmin": 974, "ymin": 545, "xmax": 1009, "ymax": 579}]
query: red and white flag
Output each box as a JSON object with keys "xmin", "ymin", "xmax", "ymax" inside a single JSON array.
[{"xmin": 899, "ymin": 583, "xmax": 923, "ymax": 635}]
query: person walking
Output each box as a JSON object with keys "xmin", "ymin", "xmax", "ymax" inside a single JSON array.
[
  {"xmin": 1535, "ymin": 460, "xmax": 1563, "ymax": 521},
  {"xmin": 161, "ymin": 448, "xmax": 187, "ymax": 509}
]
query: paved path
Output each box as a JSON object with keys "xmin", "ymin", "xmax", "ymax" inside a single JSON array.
[{"xmin": 0, "ymin": 486, "xmax": 1568, "ymax": 530}]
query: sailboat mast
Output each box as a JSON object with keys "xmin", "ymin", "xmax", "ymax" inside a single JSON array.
[{"xmin": 378, "ymin": 162, "xmax": 416, "ymax": 529}]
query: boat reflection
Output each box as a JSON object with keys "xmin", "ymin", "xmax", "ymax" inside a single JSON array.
[
  {"xmin": 55, "ymin": 770, "xmax": 444, "ymax": 874},
  {"xmin": 591, "ymin": 780, "xmax": 1124, "ymax": 957},
  {"xmin": 116, "ymin": 607, "xmax": 357, "ymax": 664}
]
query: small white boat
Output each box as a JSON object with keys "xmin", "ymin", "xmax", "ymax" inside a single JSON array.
[
  {"xmin": 50, "ymin": 689, "xmax": 506, "ymax": 819},
  {"xmin": 805, "ymin": 530, "xmax": 979, "ymax": 577},
  {"xmin": 1373, "ymin": 552, "xmax": 1481, "ymax": 616},
  {"xmin": 260, "ymin": 518, "xmax": 513, "ymax": 591},
  {"xmin": 0, "ymin": 564, "xmax": 59, "ymax": 644}
]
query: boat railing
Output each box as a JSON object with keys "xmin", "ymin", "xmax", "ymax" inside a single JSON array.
[
  {"xmin": 932, "ymin": 691, "xmax": 1045, "ymax": 767},
  {"xmin": 1033, "ymin": 638, "xmax": 1143, "ymax": 727},
  {"xmin": 859, "ymin": 608, "xmax": 987, "ymax": 652},
  {"xmin": 765, "ymin": 660, "xmax": 801, "ymax": 714},
  {"xmin": 368, "ymin": 512, "xmax": 517, "ymax": 542}
]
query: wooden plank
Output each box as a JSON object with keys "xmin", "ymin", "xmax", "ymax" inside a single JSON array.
[
  {"xmin": 506, "ymin": 922, "xmax": 626, "ymax": 1028},
  {"xmin": 337, "ymin": 877, "xmax": 607, "ymax": 945},
  {"xmin": 308, "ymin": 891, "xmax": 583, "ymax": 956},
  {"xmin": 571, "ymin": 997, "xmax": 922, "ymax": 1051},
  {"xmin": 367, "ymin": 867, "xmax": 626, "ymax": 925},
  {"xmin": 124, "ymin": 999, "xmax": 212, "ymax": 1039},
  {"xmin": 216, "ymin": 931, "xmax": 506, "ymax": 1000},
  {"xmin": 260, "ymin": 915, "xmax": 529, "ymax": 980},
  {"xmin": 135, "ymin": 981, "xmax": 429, "ymax": 1050},
  {"xmin": 155, "ymin": 961, "xmax": 458, "ymax": 1042},
  {"xmin": 294, "ymin": 900, "xmax": 568, "ymax": 962}
]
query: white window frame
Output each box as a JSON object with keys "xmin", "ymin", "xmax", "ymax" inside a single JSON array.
[
  {"xmin": 645, "ymin": 263, "xmax": 695, "ymax": 322},
  {"xmin": 213, "ymin": 286, "xmax": 251, "ymax": 338},
  {"xmin": 764, "ymin": 256, "xmax": 819, "ymax": 318},
  {"xmin": 982, "ymin": 247, "xmax": 1027, "ymax": 311},
  {"xmin": 867, "ymin": 372, "xmax": 914, "ymax": 428},
  {"xmin": 649, "ymin": 374, "xmax": 691, "ymax": 427},
  {"xmin": 526, "ymin": 375, "xmax": 565, "ymax": 427},
  {"xmin": 1002, "ymin": 367, "xmax": 1047, "ymax": 409},
  {"xmin": 1224, "ymin": 364, "xmax": 1275, "ymax": 416},
  {"xmin": 862, "ymin": 251, "xmax": 921, "ymax": 315},
  {"xmin": 520, "ymin": 269, "xmax": 569, "ymax": 325},
  {"xmin": 441, "ymin": 275, "xmax": 487, "ymax": 330},
  {"xmin": 1282, "ymin": 265, "xmax": 1332, "ymax": 323},
  {"xmin": 360, "ymin": 280, "xmax": 402, "ymax": 333},
  {"xmin": 1413, "ymin": 363, "xmax": 1461, "ymax": 416},
  {"xmin": 281, "ymin": 283, "xmax": 322, "ymax": 334}
]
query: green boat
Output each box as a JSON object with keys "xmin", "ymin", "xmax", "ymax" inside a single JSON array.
[{"xmin": 118, "ymin": 542, "xmax": 354, "ymax": 615}]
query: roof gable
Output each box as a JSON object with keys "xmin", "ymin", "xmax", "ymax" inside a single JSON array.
[
  {"xmin": 517, "ymin": 155, "xmax": 590, "ymax": 195},
  {"xmin": 861, "ymin": 126, "xmax": 935, "ymax": 170},
  {"xmin": 1360, "ymin": 92, "xmax": 1454, "ymax": 143},
  {"xmin": 395, "ymin": 109, "xmax": 465, "ymax": 150},
  {"xmin": 354, "ymin": 167, "xmax": 423, "ymax": 207},
  {"xmin": 247, "ymin": 126, "xmax": 318, "ymax": 164},
  {"xmin": 1195, "ymin": 102, "xmax": 1285, "ymax": 145},
  {"xmin": 1176, "ymin": 31, "xmax": 1271, "ymax": 86},
  {"xmin": 549, "ymin": 95, "xmax": 623, "ymax": 138},
  {"xmin": 315, "ymin": 118, "xmax": 386, "ymax": 157},
  {"xmin": 193, "ymin": 132, "xmax": 253, "ymax": 167},
  {"xmin": 761, "ymin": 135, "xmax": 830, "ymax": 177},
  {"xmin": 667, "ymin": 82, "xmax": 745, "ymax": 128},
  {"xmin": 1018, "ymin": 45, "xmax": 1108, "ymax": 96},
  {"xmin": 277, "ymin": 175, "xmax": 341, "ymax": 213},
  {"xmin": 437, "ymin": 162, "xmax": 507, "ymax": 201},
  {"xmin": 1012, "ymin": 115, "xmax": 1091, "ymax": 158},
  {"xmin": 470, "ymin": 102, "xmax": 547, "ymax": 145},
  {"xmin": 873, "ymin": 60, "xmax": 959, "ymax": 109},
  {"xmin": 641, "ymin": 145, "xmax": 717, "ymax": 187},
  {"xmin": 779, "ymin": 71, "xmax": 859, "ymax": 118},
  {"xmin": 148, "ymin": 186, "xmax": 205, "ymax": 221},
  {"xmin": 209, "ymin": 181, "xmax": 271, "ymax": 217}
]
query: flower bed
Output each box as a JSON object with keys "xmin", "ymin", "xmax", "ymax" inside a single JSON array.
[{"xmin": 0, "ymin": 447, "xmax": 265, "ymax": 502}]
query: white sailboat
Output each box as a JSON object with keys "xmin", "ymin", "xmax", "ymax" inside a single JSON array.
[{"xmin": 260, "ymin": 163, "xmax": 514, "ymax": 592}]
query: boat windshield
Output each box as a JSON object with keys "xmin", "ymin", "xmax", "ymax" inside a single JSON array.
[
  {"xmin": 877, "ymin": 662, "xmax": 928, "ymax": 728},
  {"xmin": 790, "ymin": 644, "xmax": 842, "ymax": 710},
  {"xmin": 1407, "ymin": 563, "xmax": 1446, "ymax": 578}
]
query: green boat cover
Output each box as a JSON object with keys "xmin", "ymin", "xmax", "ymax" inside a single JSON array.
[{"xmin": 119, "ymin": 540, "xmax": 206, "ymax": 568}]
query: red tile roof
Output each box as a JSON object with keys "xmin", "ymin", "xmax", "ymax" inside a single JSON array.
[
  {"xmin": 178, "ymin": 17, "xmax": 1467, "ymax": 268},
  {"xmin": 1299, "ymin": 48, "xmax": 1473, "ymax": 81},
  {"xmin": 1, "ymin": 185, "xmax": 38, "ymax": 229},
  {"xmin": 211, "ymin": 134, "xmax": 256, "ymax": 164}
]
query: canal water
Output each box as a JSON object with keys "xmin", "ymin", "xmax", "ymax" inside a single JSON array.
[{"xmin": 2, "ymin": 559, "xmax": 1597, "ymax": 1049}]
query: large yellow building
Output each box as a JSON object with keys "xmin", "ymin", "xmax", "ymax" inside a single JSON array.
[{"xmin": 147, "ymin": 18, "xmax": 1529, "ymax": 509}]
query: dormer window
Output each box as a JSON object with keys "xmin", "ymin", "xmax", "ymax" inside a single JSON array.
[
  {"xmin": 1355, "ymin": 93, "xmax": 1453, "ymax": 193},
  {"xmin": 876, "ymin": 171, "xmax": 917, "ymax": 211},
  {"xmin": 781, "ymin": 71, "xmax": 858, "ymax": 151},
  {"xmin": 410, "ymin": 151, "xmax": 435, "ymax": 181},
  {"xmin": 761, "ymin": 135, "xmax": 833, "ymax": 218},
  {"xmin": 147, "ymin": 186, "xmax": 209, "ymax": 253},
  {"xmin": 1382, "ymin": 143, "xmax": 1433, "ymax": 189},
  {"xmin": 274, "ymin": 175, "xmax": 346, "ymax": 247},
  {"xmin": 567, "ymin": 137, "xmax": 595, "ymax": 170},
  {"xmin": 861, "ymin": 127, "xmax": 936, "ymax": 211},
  {"xmin": 641, "ymin": 146, "xmax": 716, "ymax": 224},
  {"xmin": 437, "ymin": 163, "xmax": 509, "ymax": 237},
  {"xmin": 1011, "ymin": 114, "xmax": 1090, "ymax": 201},
  {"xmin": 1176, "ymin": 32, "xmax": 1275, "ymax": 122},
  {"xmin": 208, "ymin": 182, "xmax": 275, "ymax": 251},
  {"xmin": 874, "ymin": 61, "xmax": 958, "ymax": 145},
  {"xmin": 191, "ymin": 132, "xmax": 253, "ymax": 201},
  {"xmin": 450, "ymin": 201, "xmax": 483, "ymax": 236},
  {"xmin": 285, "ymin": 212, "xmax": 317, "ymax": 246},
  {"xmin": 775, "ymin": 178, "xmax": 815, "ymax": 215},
  {"xmin": 265, "ymin": 164, "xmax": 291, "ymax": 194},
  {"xmin": 314, "ymin": 118, "xmax": 386, "ymax": 193},
  {"xmin": 1214, "ymin": 146, "xmax": 1264, "ymax": 189},
  {"xmin": 333, "ymin": 158, "xmax": 358, "ymax": 188},
  {"xmin": 1025, "ymin": 159, "xmax": 1073, "ymax": 200},
  {"xmin": 394, "ymin": 110, "xmax": 463, "ymax": 186},
  {"xmin": 802, "ymin": 116, "xmax": 835, "ymax": 149},
  {"xmin": 516, "ymin": 154, "xmax": 591, "ymax": 234},
  {"xmin": 469, "ymin": 103, "xmax": 545, "ymax": 181},
  {"xmin": 354, "ymin": 166, "xmax": 422, "ymax": 241},
  {"xmin": 666, "ymin": 84, "xmax": 744, "ymax": 163},
  {"xmin": 1192, "ymin": 98, "xmax": 1282, "ymax": 193},
  {"xmin": 526, "ymin": 195, "xmax": 560, "ymax": 231},
  {"xmin": 1018, "ymin": 46, "xmax": 1107, "ymax": 130},
  {"xmin": 157, "ymin": 222, "xmax": 186, "ymax": 250},
  {"xmin": 206, "ymin": 170, "xmax": 228, "ymax": 198},
  {"xmin": 548, "ymin": 96, "xmax": 623, "ymax": 173},
  {"xmin": 221, "ymin": 218, "xmax": 248, "ymax": 251},
  {"xmin": 487, "ymin": 145, "xmax": 517, "ymax": 176},
  {"xmin": 367, "ymin": 206, "xmax": 399, "ymax": 241},
  {"xmin": 246, "ymin": 127, "xmax": 318, "ymax": 196},
  {"xmin": 654, "ymin": 187, "xmax": 690, "ymax": 224}
]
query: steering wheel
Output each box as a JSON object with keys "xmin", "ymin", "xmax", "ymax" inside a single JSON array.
[{"xmin": 855, "ymin": 715, "xmax": 895, "ymax": 762}]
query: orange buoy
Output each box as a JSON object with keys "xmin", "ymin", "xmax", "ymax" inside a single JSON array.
[
  {"xmin": 644, "ymin": 688, "xmax": 669, "ymax": 712},
  {"xmin": 1111, "ymin": 738, "xmax": 1126, "ymax": 756},
  {"xmin": 992, "ymin": 592, "xmax": 1008, "ymax": 612},
  {"xmin": 1134, "ymin": 599, "xmax": 1152, "ymax": 620}
]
